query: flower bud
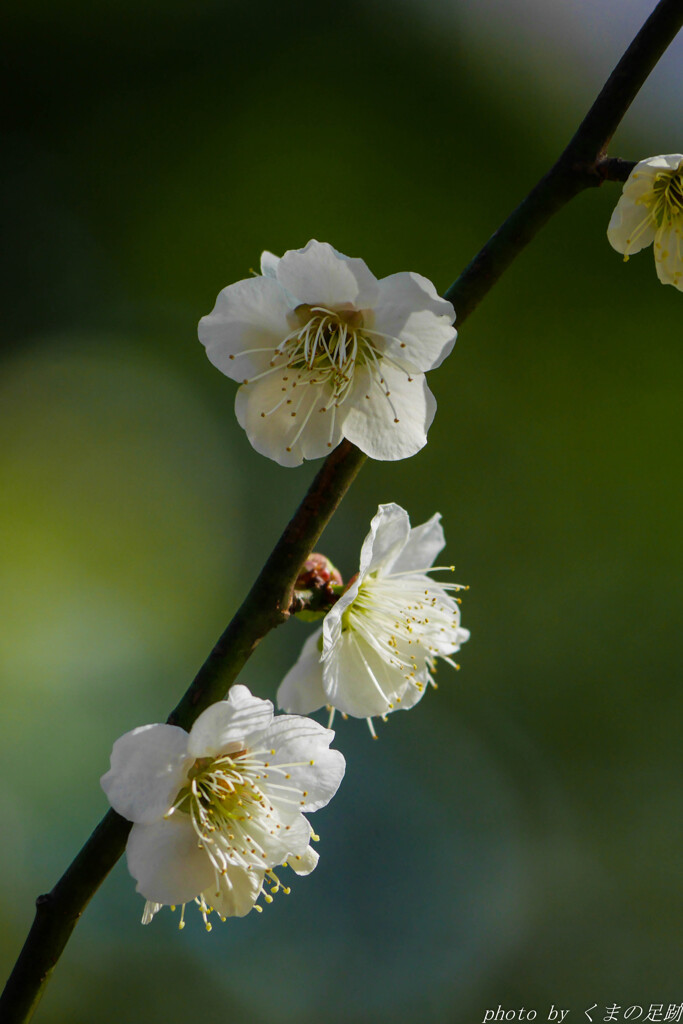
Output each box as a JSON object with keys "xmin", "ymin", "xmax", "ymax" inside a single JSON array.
[
  {"xmin": 295, "ymin": 553, "xmax": 343, "ymax": 590},
  {"xmin": 291, "ymin": 554, "xmax": 344, "ymax": 621}
]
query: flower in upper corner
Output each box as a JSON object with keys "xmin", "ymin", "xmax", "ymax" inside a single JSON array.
[
  {"xmin": 198, "ymin": 240, "xmax": 456, "ymax": 466},
  {"xmin": 277, "ymin": 503, "xmax": 469, "ymax": 730},
  {"xmin": 607, "ymin": 154, "xmax": 683, "ymax": 291},
  {"xmin": 101, "ymin": 684, "xmax": 345, "ymax": 928}
]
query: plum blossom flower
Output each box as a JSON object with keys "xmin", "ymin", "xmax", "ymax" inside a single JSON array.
[
  {"xmin": 198, "ymin": 240, "xmax": 456, "ymax": 466},
  {"xmin": 607, "ymin": 154, "xmax": 683, "ymax": 290},
  {"xmin": 101, "ymin": 685, "xmax": 345, "ymax": 928},
  {"xmin": 277, "ymin": 504, "xmax": 469, "ymax": 733}
]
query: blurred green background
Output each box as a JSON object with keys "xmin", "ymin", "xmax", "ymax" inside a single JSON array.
[{"xmin": 1, "ymin": 1, "xmax": 681, "ymax": 1021}]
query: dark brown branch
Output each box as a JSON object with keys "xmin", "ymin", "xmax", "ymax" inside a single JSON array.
[
  {"xmin": 596, "ymin": 156, "xmax": 638, "ymax": 182},
  {"xmin": 168, "ymin": 440, "xmax": 365, "ymax": 729}
]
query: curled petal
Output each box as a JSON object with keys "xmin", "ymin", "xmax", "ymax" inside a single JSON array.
[
  {"xmin": 208, "ymin": 864, "xmax": 265, "ymax": 918},
  {"xmin": 289, "ymin": 844, "xmax": 319, "ymax": 876},
  {"xmin": 357, "ymin": 502, "xmax": 411, "ymax": 576},
  {"xmin": 391, "ymin": 513, "xmax": 445, "ymax": 573},
  {"xmin": 260, "ymin": 250, "xmax": 280, "ymax": 279}
]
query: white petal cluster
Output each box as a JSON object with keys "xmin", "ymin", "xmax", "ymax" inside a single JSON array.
[
  {"xmin": 607, "ymin": 154, "xmax": 683, "ymax": 290},
  {"xmin": 199, "ymin": 240, "xmax": 456, "ymax": 466},
  {"xmin": 101, "ymin": 685, "xmax": 345, "ymax": 927},
  {"xmin": 278, "ymin": 504, "xmax": 469, "ymax": 729}
]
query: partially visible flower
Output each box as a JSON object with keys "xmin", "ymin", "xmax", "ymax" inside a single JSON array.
[
  {"xmin": 101, "ymin": 685, "xmax": 345, "ymax": 928},
  {"xmin": 198, "ymin": 240, "xmax": 456, "ymax": 466},
  {"xmin": 277, "ymin": 503, "xmax": 469, "ymax": 733},
  {"xmin": 607, "ymin": 154, "xmax": 683, "ymax": 290}
]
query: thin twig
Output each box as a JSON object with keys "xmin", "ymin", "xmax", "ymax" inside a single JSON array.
[
  {"xmin": 2, "ymin": 1, "xmax": 682, "ymax": 1020},
  {"xmin": 596, "ymin": 156, "xmax": 638, "ymax": 182}
]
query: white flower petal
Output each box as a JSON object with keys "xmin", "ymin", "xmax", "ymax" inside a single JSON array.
[
  {"xmin": 654, "ymin": 221, "xmax": 683, "ymax": 290},
  {"xmin": 208, "ymin": 864, "xmax": 264, "ymax": 918},
  {"xmin": 392, "ymin": 676, "xmax": 429, "ymax": 711},
  {"xmin": 224, "ymin": 798, "xmax": 310, "ymax": 865},
  {"xmin": 259, "ymin": 716, "xmax": 346, "ymax": 813},
  {"xmin": 235, "ymin": 371, "xmax": 341, "ymax": 467},
  {"xmin": 276, "ymin": 239, "xmax": 379, "ymax": 309},
  {"xmin": 127, "ymin": 817, "xmax": 214, "ymax": 905},
  {"xmin": 260, "ymin": 250, "xmax": 280, "ymax": 279},
  {"xmin": 391, "ymin": 513, "xmax": 445, "ymax": 573},
  {"xmin": 357, "ymin": 502, "xmax": 411, "ymax": 576},
  {"xmin": 631, "ymin": 154, "xmax": 683, "ymax": 177},
  {"xmin": 321, "ymin": 579, "xmax": 358, "ymax": 655},
  {"xmin": 372, "ymin": 271, "xmax": 456, "ymax": 371},
  {"xmin": 341, "ymin": 364, "xmax": 436, "ymax": 461},
  {"xmin": 323, "ymin": 632, "xmax": 396, "ymax": 717},
  {"xmin": 187, "ymin": 685, "xmax": 274, "ymax": 758},
  {"xmin": 198, "ymin": 275, "xmax": 292, "ymax": 380},
  {"xmin": 265, "ymin": 808, "xmax": 313, "ymax": 858},
  {"xmin": 456, "ymin": 625, "xmax": 471, "ymax": 647},
  {"xmin": 101, "ymin": 724, "xmax": 193, "ymax": 824},
  {"xmin": 277, "ymin": 628, "xmax": 327, "ymax": 714},
  {"xmin": 607, "ymin": 194, "xmax": 657, "ymax": 256},
  {"xmin": 289, "ymin": 844, "xmax": 319, "ymax": 876}
]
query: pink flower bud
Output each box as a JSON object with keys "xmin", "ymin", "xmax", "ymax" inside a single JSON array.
[{"xmin": 296, "ymin": 554, "xmax": 343, "ymax": 591}]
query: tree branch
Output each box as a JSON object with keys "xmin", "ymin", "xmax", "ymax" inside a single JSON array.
[
  {"xmin": 0, "ymin": 440, "xmax": 366, "ymax": 1024},
  {"xmin": 2, "ymin": 1, "xmax": 681, "ymax": 1020},
  {"xmin": 596, "ymin": 156, "xmax": 638, "ymax": 182},
  {"xmin": 444, "ymin": 0, "xmax": 683, "ymax": 322}
]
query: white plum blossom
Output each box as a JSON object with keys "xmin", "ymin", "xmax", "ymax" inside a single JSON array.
[
  {"xmin": 101, "ymin": 685, "xmax": 345, "ymax": 928},
  {"xmin": 198, "ymin": 240, "xmax": 456, "ymax": 466},
  {"xmin": 278, "ymin": 504, "xmax": 469, "ymax": 733},
  {"xmin": 607, "ymin": 154, "xmax": 683, "ymax": 290}
]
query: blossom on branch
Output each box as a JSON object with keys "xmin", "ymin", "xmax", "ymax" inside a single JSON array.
[
  {"xmin": 101, "ymin": 685, "xmax": 345, "ymax": 928},
  {"xmin": 607, "ymin": 154, "xmax": 683, "ymax": 290},
  {"xmin": 277, "ymin": 503, "xmax": 469, "ymax": 732},
  {"xmin": 198, "ymin": 240, "xmax": 456, "ymax": 466}
]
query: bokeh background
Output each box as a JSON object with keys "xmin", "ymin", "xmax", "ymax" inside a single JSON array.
[{"xmin": 2, "ymin": 1, "xmax": 681, "ymax": 1021}]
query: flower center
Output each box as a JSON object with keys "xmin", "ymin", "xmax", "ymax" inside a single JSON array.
[
  {"xmin": 236, "ymin": 300, "xmax": 408, "ymax": 453},
  {"xmin": 277, "ymin": 304, "xmax": 379, "ymax": 404},
  {"xmin": 183, "ymin": 752, "xmax": 252, "ymax": 819},
  {"xmin": 647, "ymin": 165, "xmax": 683, "ymax": 227},
  {"xmin": 339, "ymin": 568, "xmax": 466, "ymax": 703},
  {"xmin": 170, "ymin": 746, "xmax": 313, "ymax": 874},
  {"xmin": 172, "ymin": 749, "xmax": 275, "ymax": 873}
]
